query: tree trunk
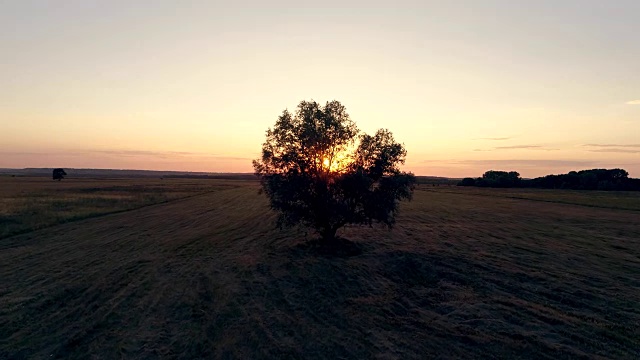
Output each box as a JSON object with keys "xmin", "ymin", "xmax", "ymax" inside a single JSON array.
[{"xmin": 320, "ymin": 227, "xmax": 338, "ymax": 243}]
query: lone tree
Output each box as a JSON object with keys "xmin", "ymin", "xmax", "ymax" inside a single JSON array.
[
  {"xmin": 52, "ymin": 168, "xmax": 67, "ymax": 181},
  {"xmin": 253, "ymin": 100, "xmax": 415, "ymax": 243}
]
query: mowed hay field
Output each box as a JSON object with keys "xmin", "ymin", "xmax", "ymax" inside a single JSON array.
[
  {"xmin": 1, "ymin": 178, "xmax": 639, "ymax": 359},
  {"xmin": 0, "ymin": 177, "xmax": 239, "ymax": 239}
]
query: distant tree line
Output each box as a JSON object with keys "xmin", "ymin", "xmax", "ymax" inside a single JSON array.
[{"xmin": 458, "ymin": 169, "xmax": 640, "ymax": 191}]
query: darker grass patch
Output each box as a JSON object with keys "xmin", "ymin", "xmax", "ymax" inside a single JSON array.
[
  {"xmin": 381, "ymin": 252, "xmax": 440, "ymax": 287},
  {"xmin": 292, "ymin": 237, "xmax": 365, "ymax": 258}
]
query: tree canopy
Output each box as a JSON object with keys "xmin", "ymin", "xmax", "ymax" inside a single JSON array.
[
  {"xmin": 458, "ymin": 168, "xmax": 639, "ymax": 191},
  {"xmin": 52, "ymin": 168, "xmax": 67, "ymax": 181},
  {"xmin": 253, "ymin": 100, "xmax": 415, "ymax": 242}
]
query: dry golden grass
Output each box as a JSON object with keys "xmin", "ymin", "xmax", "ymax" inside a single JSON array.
[
  {"xmin": 0, "ymin": 177, "xmax": 243, "ymax": 238},
  {"xmin": 1, "ymin": 179, "xmax": 639, "ymax": 358},
  {"xmin": 442, "ymin": 185, "xmax": 640, "ymax": 211}
]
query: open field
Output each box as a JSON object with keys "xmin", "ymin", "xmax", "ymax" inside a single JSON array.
[
  {"xmin": 1, "ymin": 179, "xmax": 639, "ymax": 358},
  {"xmin": 445, "ymin": 186, "xmax": 640, "ymax": 212},
  {"xmin": 0, "ymin": 177, "xmax": 244, "ymax": 239}
]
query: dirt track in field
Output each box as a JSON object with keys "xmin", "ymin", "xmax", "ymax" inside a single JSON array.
[{"xmin": 1, "ymin": 184, "xmax": 639, "ymax": 359}]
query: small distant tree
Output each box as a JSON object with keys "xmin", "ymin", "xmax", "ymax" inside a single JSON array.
[
  {"xmin": 253, "ymin": 100, "xmax": 416, "ymax": 243},
  {"xmin": 479, "ymin": 170, "xmax": 521, "ymax": 188},
  {"xmin": 52, "ymin": 168, "xmax": 67, "ymax": 181},
  {"xmin": 458, "ymin": 177, "xmax": 476, "ymax": 186}
]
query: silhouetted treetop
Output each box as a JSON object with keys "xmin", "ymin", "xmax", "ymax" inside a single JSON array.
[{"xmin": 256, "ymin": 100, "xmax": 358, "ymax": 178}]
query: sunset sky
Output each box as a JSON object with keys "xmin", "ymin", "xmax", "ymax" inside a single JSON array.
[{"xmin": 2, "ymin": 0, "xmax": 639, "ymax": 177}]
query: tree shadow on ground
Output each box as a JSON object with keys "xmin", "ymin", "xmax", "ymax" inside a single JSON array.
[
  {"xmin": 217, "ymin": 239, "xmax": 632, "ymax": 359},
  {"xmin": 291, "ymin": 237, "xmax": 365, "ymax": 258},
  {"xmin": 224, "ymin": 243, "xmax": 490, "ymax": 358}
]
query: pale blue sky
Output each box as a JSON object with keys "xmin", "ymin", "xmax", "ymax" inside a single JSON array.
[{"xmin": 1, "ymin": 0, "xmax": 639, "ymax": 176}]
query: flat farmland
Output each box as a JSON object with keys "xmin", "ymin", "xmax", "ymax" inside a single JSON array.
[
  {"xmin": 1, "ymin": 178, "xmax": 639, "ymax": 359},
  {"xmin": 0, "ymin": 177, "xmax": 241, "ymax": 238}
]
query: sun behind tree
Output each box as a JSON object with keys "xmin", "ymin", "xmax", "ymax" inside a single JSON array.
[{"xmin": 253, "ymin": 100, "xmax": 416, "ymax": 244}]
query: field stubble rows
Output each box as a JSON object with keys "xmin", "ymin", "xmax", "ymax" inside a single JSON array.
[
  {"xmin": 1, "ymin": 180, "xmax": 639, "ymax": 359},
  {"xmin": 0, "ymin": 177, "xmax": 241, "ymax": 238}
]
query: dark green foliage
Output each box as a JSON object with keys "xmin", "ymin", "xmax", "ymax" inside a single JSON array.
[
  {"xmin": 253, "ymin": 100, "xmax": 416, "ymax": 242},
  {"xmin": 483, "ymin": 170, "xmax": 521, "ymax": 187},
  {"xmin": 52, "ymin": 168, "xmax": 67, "ymax": 181},
  {"xmin": 523, "ymin": 168, "xmax": 637, "ymax": 190},
  {"xmin": 465, "ymin": 170, "xmax": 521, "ymax": 188},
  {"xmin": 458, "ymin": 177, "xmax": 476, "ymax": 186},
  {"xmin": 463, "ymin": 168, "xmax": 639, "ymax": 191}
]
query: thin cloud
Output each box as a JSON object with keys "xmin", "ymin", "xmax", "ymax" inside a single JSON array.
[
  {"xmin": 93, "ymin": 150, "xmax": 200, "ymax": 158},
  {"xmin": 0, "ymin": 151, "xmax": 53, "ymax": 156},
  {"xmin": 88, "ymin": 150, "xmax": 251, "ymax": 161},
  {"xmin": 583, "ymin": 144, "xmax": 640, "ymax": 148},
  {"xmin": 587, "ymin": 148, "xmax": 640, "ymax": 154},
  {"xmin": 0, "ymin": 149, "xmax": 252, "ymax": 162},
  {"xmin": 626, "ymin": 100, "xmax": 640, "ymax": 105},
  {"xmin": 421, "ymin": 159, "xmax": 596, "ymax": 167},
  {"xmin": 456, "ymin": 159, "xmax": 597, "ymax": 168},
  {"xmin": 93, "ymin": 150, "xmax": 174, "ymax": 157},
  {"xmin": 475, "ymin": 137, "xmax": 511, "ymax": 141},
  {"xmin": 474, "ymin": 145, "xmax": 559, "ymax": 152},
  {"xmin": 495, "ymin": 145, "xmax": 542, "ymax": 150}
]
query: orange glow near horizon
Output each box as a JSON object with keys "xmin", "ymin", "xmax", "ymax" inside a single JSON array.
[{"xmin": 1, "ymin": 2, "xmax": 639, "ymax": 178}]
